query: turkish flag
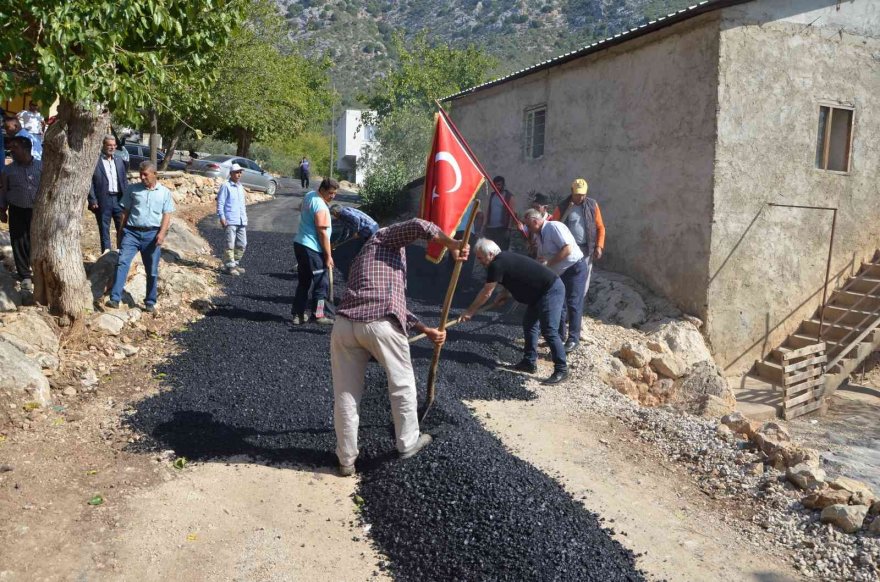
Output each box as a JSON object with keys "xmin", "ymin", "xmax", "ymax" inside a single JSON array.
[{"xmin": 420, "ymin": 113, "xmax": 485, "ymax": 263}]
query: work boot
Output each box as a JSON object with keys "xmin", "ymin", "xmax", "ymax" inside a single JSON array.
[
  {"xmin": 338, "ymin": 464, "xmax": 355, "ymax": 477},
  {"xmin": 542, "ymin": 369, "xmax": 569, "ymax": 385},
  {"xmin": 291, "ymin": 313, "xmax": 306, "ymax": 326},
  {"xmin": 564, "ymin": 340, "xmax": 579, "ymax": 353},
  {"xmin": 105, "ymin": 299, "xmax": 120, "ymax": 309},
  {"xmin": 20, "ymin": 278, "xmax": 33, "ymax": 292},
  {"xmin": 400, "ymin": 433, "xmax": 432, "ymax": 460},
  {"xmin": 233, "ymin": 262, "xmax": 245, "ymax": 275},
  {"xmin": 512, "ymin": 359, "xmax": 537, "ymax": 374},
  {"xmin": 144, "ymin": 304, "xmax": 156, "ymax": 314}
]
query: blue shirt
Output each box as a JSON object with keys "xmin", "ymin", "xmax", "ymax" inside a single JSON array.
[
  {"xmin": 536, "ymin": 220, "xmax": 584, "ymax": 275},
  {"xmin": 216, "ymin": 179, "xmax": 247, "ymax": 226},
  {"xmin": 294, "ymin": 191, "xmax": 331, "ymax": 253},
  {"xmin": 16, "ymin": 129, "xmax": 42, "ymax": 161},
  {"xmin": 121, "ymin": 182, "xmax": 175, "ymax": 228},
  {"xmin": 337, "ymin": 206, "xmax": 378, "ymax": 239}
]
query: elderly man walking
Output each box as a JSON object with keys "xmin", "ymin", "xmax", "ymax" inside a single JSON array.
[
  {"xmin": 524, "ymin": 208, "xmax": 588, "ymax": 354},
  {"xmin": 292, "ymin": 178, "xmax": 337, "ymax": 325},
  {"xmin": 89, "ymin": 135, "xmax": 128, "ymax": 253},
  {"xmin": 0, "ymin": 137, "xmax": 42, "ymax": 292},
  {"xmin": 332, "ymin": 218, "xmax": 467, "ymax": 476},
  {"xmin": 217, "ymin": 163, "xmax": 248, "ymax": 274},
  {"xmin": 461, "ymin": 238, "xmax": 568, "ymax": 385},
  {"xmin": 106, "ymin": 162, "xmax": 174, "ymax": 313},
  {"xmin": 551, "ymin": 178, "xmax": 606, "ymax": 295},
  {"xmin": 3, "ymin": 118, "xmax": 42, "ymax": 161}
]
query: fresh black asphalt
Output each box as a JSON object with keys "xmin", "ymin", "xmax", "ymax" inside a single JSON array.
[{"xmin": 128, "ymin": 194, "xmax": 644, "ymax": 581}]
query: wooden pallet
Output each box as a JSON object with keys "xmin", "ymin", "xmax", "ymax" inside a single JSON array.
[{"xmin": 781, "ymin": 342, "xmax": 827, "ymax": 420}]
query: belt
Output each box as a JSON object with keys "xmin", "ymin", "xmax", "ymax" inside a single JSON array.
[{"xmin": 128, "ymin": 226, "xmax": 160, "ymax": 232}]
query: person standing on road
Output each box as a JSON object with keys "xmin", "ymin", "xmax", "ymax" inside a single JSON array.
[
  {"xmin": 551, "ymin": 178, "xmax": 605, "ymax": 297},
  {"xmin": 88, "ymin": 135, "xmax": 128, "ymax": 253},
  {"xmin": 480, "ymin": 175, "xmax": 515, "ymax": 251},
  {"xmin": 4, "ymin": 118, "xmax": 42, "ymax": 161},
  {"xmin": 460, "ymin": 238, "xmax": 568, "ymax": 385},
  {"xmin": 298, "ymin": 157, "xmax": 310, "ymax": 189},
  {"xmin": 331, "ymin": 218, "xmax": 469, "ymax": 476},
  {"xmin": 292, "ymin": 177, "xmax": 337, "ymax": 325},
  {"xmin": 17, "ymin": 102, "xmax": 46, "ymax": 143},
  {"xmin": 524, "ymin": 208, "xmax": 587, "ymax": 354},
  {"xmin": 217, "ymin": 163, "xmax": 248, "ymax": 274},
  {"xmin": 0, "ymin": 136, "xmax": 42, "ymax": 292},
  {"xmin": 106, "ymin": 161, "xmax": 174, "ymax": 313}
]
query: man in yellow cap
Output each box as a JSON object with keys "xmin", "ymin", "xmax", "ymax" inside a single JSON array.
[{"xmin": 550, "ymin": 178, "xmax": 605, "ymax": 349}]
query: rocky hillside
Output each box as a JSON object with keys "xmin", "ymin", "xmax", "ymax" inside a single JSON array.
[{"xmin": 278, "ymin": 0, "xmax": 695, "ymax": 102}]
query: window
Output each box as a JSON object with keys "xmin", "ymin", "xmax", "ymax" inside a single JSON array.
[
  {"xmin": 815, "ymin": 105, "xmax": 853, "ymax": 172},
  {"xmin": 524, "ymin": 106, "xmax": 546, "ymax": 159}
]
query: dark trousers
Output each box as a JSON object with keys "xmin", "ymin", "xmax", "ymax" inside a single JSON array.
[
  {"xmin": 523, "ymin": 278, "xmax": 567, "ymax": 372},
  {"xmin": 484, "ymin": 226, "xmax": 511, "ymax": 251},
  {"xmin": 95, "ymin": 195, "xmax": 124, "ymax": 252},
  {"xmin": 292, "ymin": 242, "xmax": 332, "ymax": 318},
  {"xmin": 300, "ymin": 172, "xmax": 310, "ymax": 189},
  {"xmin": 559, "ymin": 258, "xmax": 588, "ymax": 343},
  {"xmin": 110, "ymin": 227, "xmax": 162, "ymax": 306},
  {"xmin": 8, "ymin": 204, "xmax": 33, "ymax": 280}
]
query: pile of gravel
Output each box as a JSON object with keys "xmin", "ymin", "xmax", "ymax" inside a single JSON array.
[{"xmin": 130, "ymin": 227, "xmax": 645, "ymax": 581}]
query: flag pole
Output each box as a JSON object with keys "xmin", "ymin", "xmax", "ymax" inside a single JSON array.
[
  {"xmin": 434, "ymin": 101, "xmax": 526, "ymax": 239},
  {"xmin": 422, "ymin": 198, "xmax": 480, "ymax": 422}
]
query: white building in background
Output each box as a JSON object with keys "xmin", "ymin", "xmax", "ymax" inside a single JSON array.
[{"xmin": 335, "ymin": 109, "xmax": 377, "ymax": 184}]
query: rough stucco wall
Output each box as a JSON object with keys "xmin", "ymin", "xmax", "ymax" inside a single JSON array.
[
  {"xmin": 708, "ymin": 0, "xmax": 880, "ymax": 374},
  {"xmin": 449, "ymin": 15, "xmax": 720, "ymax": 317}
]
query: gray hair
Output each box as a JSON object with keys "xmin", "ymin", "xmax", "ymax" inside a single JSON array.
[
  {"xmin": 139, "ymin": 160, "xmax": 157, "ymax": 173},
  {"xmin": 102, "ymin": 135, "xmax": 117, "ymax": 144},
  {"xmin": 474, "ymin": 238, "xmax": 501, "ymax": 260},
  {"xmin": 523, "ymin": 208, "xmax": 544, "ymax": 222}
]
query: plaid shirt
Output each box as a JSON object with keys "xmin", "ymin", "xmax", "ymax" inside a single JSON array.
[{"xmin": 337, "ymin": 218, "xmax": 440, "ymax": 334}]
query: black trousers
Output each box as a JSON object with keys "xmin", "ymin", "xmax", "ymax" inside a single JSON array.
[{"xmin": 8, "ymin": 204, "xmax": 33, "ymax": 279}]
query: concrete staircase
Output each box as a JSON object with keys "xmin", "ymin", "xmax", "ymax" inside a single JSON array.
[{"xmin": 749, "ymin": 252, "xmax": 880, "ymax": 417}]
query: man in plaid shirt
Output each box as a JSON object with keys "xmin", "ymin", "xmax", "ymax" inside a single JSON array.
[{"xmin": 331, "ymin": 218, "xmax": 469, "ymax": 476}]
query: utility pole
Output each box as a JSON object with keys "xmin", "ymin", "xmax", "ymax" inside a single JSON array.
[{"xmin": 329, "ymin": 88, "xmax": 335, "ymax": 179}]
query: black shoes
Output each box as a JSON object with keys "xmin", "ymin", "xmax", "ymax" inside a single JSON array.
[
  {"xmin": 542, "ymin": 369, "xmax": 569, "ymax": 385},
  {"xmin": 144, "ymin": 304, "xmax": 156, "ymax": 313},
  {"xmin": 105, "ymin": 299, "xmax": 119, "ymax": 309},
  {"xmin": 512, "ymin": 360, "xmax": 537, "ymax": 374},
  {"xmin": 564, "ymin": 340, "xmax": 579, "ymax": 353}
]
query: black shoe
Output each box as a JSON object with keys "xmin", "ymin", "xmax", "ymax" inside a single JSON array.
[
  {"xmin": 542, "ymin": 369, "xmax": 569, "ymax": 385},
  {"xmin": 144, "ymin": 304, "xmax": 156, "ymax": 313},
  {"xmin": 564, "ymin": 340, "xmax": 579, "ymax": 353},
  {"xmin": 105, "ymin": 299, "xmax": 119, "ymax": 309},
  {"xmin": 512, "ymin": 360, "xmax": 537, "ymax": 374}
]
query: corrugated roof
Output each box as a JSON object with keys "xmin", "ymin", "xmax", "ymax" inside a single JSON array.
[{"xmin": 443, "ymin": 0, "xmax": 752, "ymax": 102}]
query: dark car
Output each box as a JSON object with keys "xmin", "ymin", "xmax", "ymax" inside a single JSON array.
[{"xmin": 123, "ymin": 143, "xmax": 187, "ymax": 171}]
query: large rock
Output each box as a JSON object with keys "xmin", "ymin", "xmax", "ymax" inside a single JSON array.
[
  {"xmin": 0, "ymin": 337, "xmax": 51, "ymax": 407},
  {"xmin": 161, "ymin": 269, "xmax": 210, "ymax": 297},
  {"xmin": 90, "ymin": 313, "xmax": 126, "ymax": 336},
  {"xmin": 163, "ymin": 218, "xmax": 210, "ymax": 258},
  {"xmin": 650, "ymin": 353, "xmax": 687, "ymax": 379},
  {"xmin": 820, "ymin": 504, "xmax": 868, "ymax": 534},
  {"xmin": 870, "ymin": 517, "xmax": 880, "ymax": 535},
  {"xmin": 802, "ymin": 488, "xmax": 852, "ymax": 510},
  {"xmin": 673, "ymin": 361, "xmax": 736, "ymax": 413},
  {"xmin": 0, "ymin": 269, "xmax": 21, "ymax": 311},
  {"xmin": 721, "ymin": 411, "xmax": 753, "ymax": 436},
  {"xmin": 586, "ymin": 273, "xmax": 647, "ymax": 328},
  {"xmin": 753, "ymin": 421, "xmax": 791, "ymax": 457},
  {"xmin": 770, "ymin": 444, "xmax": 821, "ymax": 470},
  {"xmin": 0, "ymin": 310, "xmax": 59, "ymax": 369},
  {"xmin": 87, "ymin": 251, "xmax": 119, "ymax": 301},
  {"xmin": 697, "ymin": 394, "xmax": 734, "ymax": 417},
  {"xmin": 122, "ymin": 272, "xmax": 148, "ymax": 306},
  {"xmin": 644, "ymin": 319, "xmax": 713, "ymax": 367},
  {"xmin": 617, "ymin": 342, "xmax": 652, "ymax": 368},
  {"xmin": 787, "ymin": 463, "xmax": 827, "ymax": 490},
  {"xmin": 827, "ymin": 477, "xmax": 877, "ymax": 506}
]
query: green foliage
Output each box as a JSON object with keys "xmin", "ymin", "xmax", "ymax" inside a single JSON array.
[
  {"xmin": 0, "ymin": 0, "xmax": 244, "ymax": 119},
  {"xmin": 359, "ymin": 162, "xmax": 410, "ymax": 221}
]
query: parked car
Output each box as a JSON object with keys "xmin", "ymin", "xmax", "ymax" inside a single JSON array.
[
  {"xmin": 186, "ymin": 154, "xmax": 278, "ymax": 196},
  {"xmin": 122, "ymin": 143, "xmax": 188, "ymax": 171}
]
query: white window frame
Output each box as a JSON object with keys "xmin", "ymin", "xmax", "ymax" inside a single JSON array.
[
  {"xmin": 524, "ymin": 105, "xmax": 546, "ymax": 160},
  {"xmin": 814, "ymin": 102, "xmax": 855, "ymax": 174}
]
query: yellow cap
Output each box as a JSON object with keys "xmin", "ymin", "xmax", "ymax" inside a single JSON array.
[{"xmin": 571, "ymin": 178, "xmax": 588, "ymax": 195}]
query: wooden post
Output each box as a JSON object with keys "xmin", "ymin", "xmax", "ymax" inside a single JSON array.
[{"xmin": 422, "ymin": 199, "xmax": 480, "ymax": 421}]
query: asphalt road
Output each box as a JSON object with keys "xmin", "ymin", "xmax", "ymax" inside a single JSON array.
[{"xmin": 129, "ymin": 194, "xmax": 644, "ymax": 581}]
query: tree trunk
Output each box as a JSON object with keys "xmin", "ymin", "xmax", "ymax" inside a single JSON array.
[
  {"xmin": 235, "ymin": 127, "xmax": 252, "ymax": 158},
  {"xmin": 149, "ymin": 109, "xmax": 159, "ymax": 165},
  {"xmin": 159, "ymin": 121, "xmax": 186, "ymax": 171},
  {"xmin": 31, "ymin": 99, "xmax": 108, "ymax": 320}
]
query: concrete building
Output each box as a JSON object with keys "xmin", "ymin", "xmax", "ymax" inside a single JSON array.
[
  {"xmin": 335, "ymin": 109, "xmax": 377, "ymax": 184},
  {"xmin": 445, "ymin": 0, "xmax": 879, "ymax": 377}
]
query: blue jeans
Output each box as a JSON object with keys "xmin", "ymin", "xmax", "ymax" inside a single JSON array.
[
  {"xmin": 110, "ymin": 227, "xmax": 162, "ymax": 306},
  {"xmin": 559, "ymin": 257, "xmax": 589, "ymax": 343},
  {"xmin": 95, "ymin": 196, "xmax": 124, "ymax": 253},
  {"xmin": 523, "ymin": 278, "xmax": 567, "ymax": 372}
]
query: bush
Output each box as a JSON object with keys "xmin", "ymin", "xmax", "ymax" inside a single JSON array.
[{"xmin": 359, "ymin": 163, "xmax": 409, "ymax": 221}]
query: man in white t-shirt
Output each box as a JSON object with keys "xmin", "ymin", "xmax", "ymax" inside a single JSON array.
[{"xmin": 17, "ymin": 102, "xmax": 45, "ymax": 142}]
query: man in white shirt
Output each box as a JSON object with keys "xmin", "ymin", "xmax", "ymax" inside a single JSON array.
[
  {"xmin": 524, "ymin": 208, "xmax": 589, "ymax": 354},
  {"xmin": 17, "ymin": 102, "xmax": 45, "ymax": 142},
  {"xmin": 88, "ymin": 136, "xmax": 129, "ymax": 252}
]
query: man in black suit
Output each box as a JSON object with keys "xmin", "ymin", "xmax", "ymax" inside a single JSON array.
[{"xmin": 88, "ymin": 135, "xmax": 128, "ymax": 252}]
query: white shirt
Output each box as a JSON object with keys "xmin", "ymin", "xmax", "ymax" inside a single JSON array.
[
  {"xmin": 18, "ymin": 111, "xmax": 44, "ymax": 135},
  {"xmin": 536, "ymin": 220, "xmax": 584, "ymax": 275},
  {"xmin": 101, "ymin": 156, "xmax": 119, "ymax": 193}
]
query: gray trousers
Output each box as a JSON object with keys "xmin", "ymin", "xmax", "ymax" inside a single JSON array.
[{"xmin": 225, "ymin": 224, "xmax": 247, "ymax": 262}]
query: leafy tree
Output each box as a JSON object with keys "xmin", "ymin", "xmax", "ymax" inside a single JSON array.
[
  {"xmin": 206, "ymin": 0, "xmax": 333, "ymax": 157},
  {"xmin": 0, "ymin": 0, "xmax": 243, "ymax": 320}
]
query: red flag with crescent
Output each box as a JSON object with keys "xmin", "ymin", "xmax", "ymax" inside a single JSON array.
[{"xmin": 420, "ymin": 113, "xmax": 485, "ymax": 263}]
